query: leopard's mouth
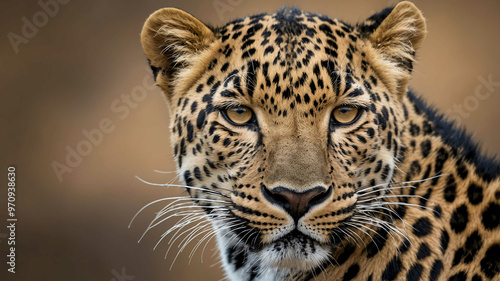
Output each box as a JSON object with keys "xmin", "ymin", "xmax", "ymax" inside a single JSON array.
[
  {"xmin": 258, "ymin": 230, "xmax": 332, "ymax": 270},
  {"xmin": 275, "ymin": 229, "xmax": 318, "ymax": 245}
]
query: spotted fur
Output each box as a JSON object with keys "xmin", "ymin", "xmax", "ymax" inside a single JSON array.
[{"xmin": 140, "ymin": 2, "xmax": 500, "ymax": 280}]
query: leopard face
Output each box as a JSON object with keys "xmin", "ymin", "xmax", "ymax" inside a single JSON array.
[{"xmin": 140, "ymin": 2, "xmax": 427, "ymax": 272}]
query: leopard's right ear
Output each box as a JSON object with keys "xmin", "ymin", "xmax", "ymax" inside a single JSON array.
[
  {"xmin": 141, "ymin": 8, "xmax": 215, "ymax": 92},
  {"xmin": 357, "ymin": 1, "xmax": 426, "ymax": 96}
]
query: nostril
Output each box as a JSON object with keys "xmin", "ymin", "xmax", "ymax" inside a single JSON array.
[
  {"xmin": 261, "ymin": 185, "xmax": 332, "ymax": 221},
  {"xmin": 261, "ymin": 185, "xmax": 290, "ymax": 209},
  {"xmin": 308, "ymin": 186, "xmax": 332, "ymax": 207}
]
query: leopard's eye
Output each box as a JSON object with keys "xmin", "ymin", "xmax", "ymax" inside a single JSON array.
[
  {"xmin": 223, "ymin": 106, "xmax": 254, "ymax": 126},
  {"xmin": 331, "ymin": 106, "xmax": 360, "ymax": 125}
]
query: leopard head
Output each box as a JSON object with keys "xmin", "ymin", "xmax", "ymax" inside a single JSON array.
[{"xmin": 141, "ymin": 1, "xmax": 426, "ymax": 271}]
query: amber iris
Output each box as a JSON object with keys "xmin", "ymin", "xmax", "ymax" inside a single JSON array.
[
  {"xmin": 225, "ymin": 106, "xmax": 254, "ymax": 125},
  {"xmin": 332, "ymin": 106, "xmax": 359, "ymax": 124}
]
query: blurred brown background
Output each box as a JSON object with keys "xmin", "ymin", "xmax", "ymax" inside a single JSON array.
[{"xmin": 1, "ymin": 0, "xmax": 499, "ymax": 280}]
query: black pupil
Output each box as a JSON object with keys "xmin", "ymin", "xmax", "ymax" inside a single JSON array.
[
  {"xmin": 339, "ymin": 107, "xmax": 351, "ymax": 114},
  {"xmin": 235, "ymin": 108, "xmax": 246, "ymax": 115}
]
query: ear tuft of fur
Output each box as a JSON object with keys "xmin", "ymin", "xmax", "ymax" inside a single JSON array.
[
  {"xmin": 359, "ymin": 1, "xmax": 427, "ymax": 95},
  {"xmin": 141, "ymin": 8, "xmax": 215, "ymax": 85}
]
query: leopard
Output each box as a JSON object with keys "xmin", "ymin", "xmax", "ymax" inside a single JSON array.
[{"xmin": 139, "ymin": 2, "xmax": 500, "ymax": 280}]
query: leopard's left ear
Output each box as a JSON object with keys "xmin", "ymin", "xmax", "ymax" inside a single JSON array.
[
  {"xmin": 358, "ymin": 1, "xmax": 427, "ymax": 95},
  {"xmin": 141, "ymin": 8, "xmax": 216, "ymax": 96}
]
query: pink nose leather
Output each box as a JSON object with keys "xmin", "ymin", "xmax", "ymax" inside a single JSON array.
[{"xmin": 269, "ymin": 186, "xmax": 328, "ymax": 219}]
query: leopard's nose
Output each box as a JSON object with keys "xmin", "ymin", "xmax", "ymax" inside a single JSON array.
[{"xmin": 262, "ymin": 185, "xmax": 331, "ymax": 221}]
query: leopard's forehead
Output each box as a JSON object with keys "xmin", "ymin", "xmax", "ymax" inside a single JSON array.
[
  {"xmin": 218, "ymin": 7, "xmax": 354, "ymax": 44},
  {"xmin": 203, "ymin": 7, "xmax": 374, "ymax": 121}
]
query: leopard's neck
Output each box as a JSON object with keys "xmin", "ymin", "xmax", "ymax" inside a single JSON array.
[{"xmin": 398, "ymin": 90, "xmax": 499, "ymax": 186}]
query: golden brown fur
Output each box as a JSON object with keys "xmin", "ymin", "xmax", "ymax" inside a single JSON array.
[{"xmin": 140, "ymin": 2, "xmax": 500, "ymax": 280}]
